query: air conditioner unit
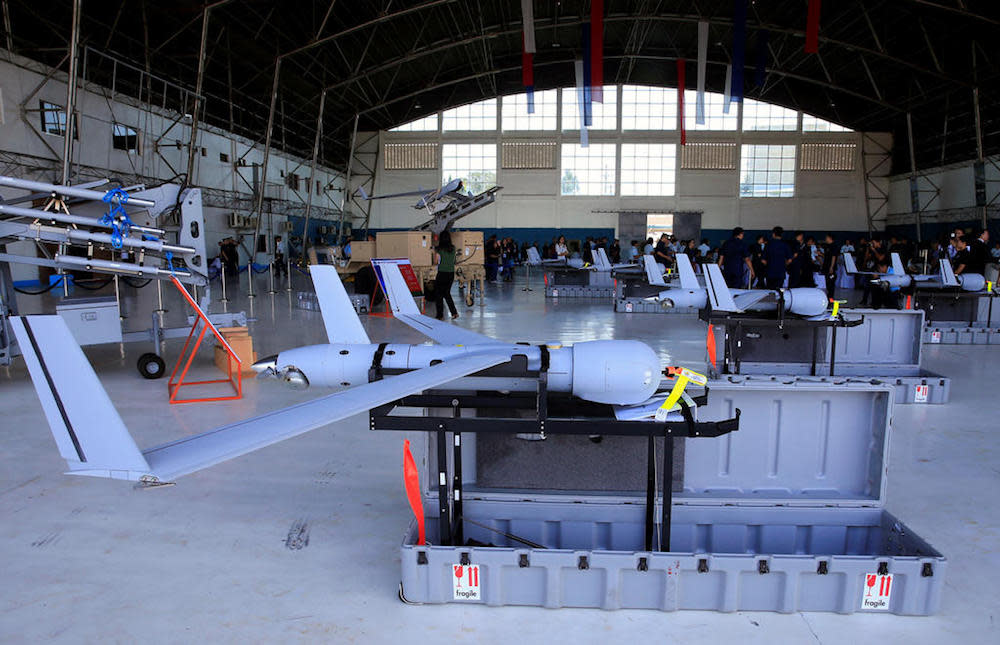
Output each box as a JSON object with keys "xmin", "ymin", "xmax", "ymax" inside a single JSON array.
[
  {"xmin": 227, "ymin": 213, "xmax": 243, "ymax": 229},
  {"xmin": 281, "ymin": 221, "xmax": 294, "ymax": 232}
]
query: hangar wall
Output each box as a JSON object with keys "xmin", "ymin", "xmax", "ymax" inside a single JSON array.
[
  {"xmin": 364, "ymin": 111, "xmax": 891, "ymax": 246},
  {"xmin": 886, "ymin": 156, "xmax": 1000, "ymax": 240},
  {"xmin": 0, "ymin": 51, "xmax": 346, "ymax": 280}
]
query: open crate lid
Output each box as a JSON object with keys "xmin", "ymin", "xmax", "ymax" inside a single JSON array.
[
  {"xmin": 443, "ymin": 379, "xmax": 893, "ymax": 510},
  {"xmin": 681, "ymin": 379, "xmax": 893, "ymax": 508}
]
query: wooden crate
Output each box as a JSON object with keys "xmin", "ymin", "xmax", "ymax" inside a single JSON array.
[
  {"xmin": 376, "ymin": 231, "xmax": 433, "ymax": 266},
  {"xmin": 451, "ymin": 230, "xmax": 484, "ymax": 264},
  {"xmin": 215, "ymin": 326, "xmax": 257, "ymax": 375},
  {"xmin": 349, "ymin": 240, "xmax": 376, "ymax": 264}
]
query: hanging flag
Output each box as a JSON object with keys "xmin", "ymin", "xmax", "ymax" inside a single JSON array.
[
  {"xmin": 755, "ymin": 29, "xmax": 769, "ymax": 88},
  {"xmin": 731, "ymin": 0, "xmax": 746, "ymax": 104},
  {"xmin": 591, "ymin": 0, "xmax": 604, "ymax": 103},
  {"xmin": 723, "ymin": 64, "xmax": 733, "ymax": 114},
  {"xmin": 521, "ymin": 0, "xmax": 535, "ymax": 53},
  {"xmin": 696, "ymin": 21, "xmax": 709, "ymax": 125},
  {"xmin": 522, "ymin": 35, "xmax": 535, "ymax": 114},
  {"xmin": 575, "ymin": 60, "xmax": 589, "ymax": 147},
  {"xmin": 805, "ymin": 0, "xmax": 821, "ymax": 54},
  {"xmin": 677, "ymin": 59, "xmax": 687, "ymax": 146},
  {"xmin": 581, "ymin": 23, "xmax": 593, "ymax": 126}
]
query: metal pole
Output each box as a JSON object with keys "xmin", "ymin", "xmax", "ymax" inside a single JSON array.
[
  {"xmin": 302, "ymin": 89, "xmax": 327, "ymax": 261},
  {"xmin": 285, "ymin": 253, "xmax": 293, "ymax": 292},
  {"xmin": 247, "ymin": 254, "xmax": 256, "ymax": 300},
  {"xmin": 906, "ymin": 113, "xmax": 922, "ymax": 243},
  {"xmin": 219, "ymin": 265, "xmax": 229, "ymax": 302},
  {"xmin": 60, "ymin": 0, "xmax": 82, "ymax": 185},
  {"xmin": 338, "ymin": 113, "xmax": 360, "ymax": 247},
  {"xmin": 250, "ymin": 57, "xmax": 282, "ymax": 272},
  {"xmin": 267, "ymin": 204, "xmax": 276, "ymax": 294},
  {"xmin": 154, "ymin": 276, "xmax": 167, "ymax": 313},
  {"xmin": 2, "ymin": 0, "xmax": 14, "ymax": 53},
  {"xmin": 185, "ymin": 4, "xmax": 212, "ymax": 185},
  {"xmin": 973, "ymin": 87, "xmax": 988, "ymax": 230}
]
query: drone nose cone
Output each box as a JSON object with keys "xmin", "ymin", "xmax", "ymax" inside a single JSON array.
[{"xmin": 252, "ymin": 354, "xmax": 278, "ymax": 375}]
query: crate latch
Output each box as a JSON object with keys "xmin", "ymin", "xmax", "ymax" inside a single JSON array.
[
  {"xmin": 697, "ymin": 558, "xmax": 709, "ymax": 573},
  {"xmin": 878, "ymin": 561, "xmax": 889, "ymax": 575},
  {"xmin": 757, "ymin": 560, "xmax": 770, "ymax": 575},
  {"xmin": 638, "ymin": 557, "xmax": 648, "ymax": 572},
  {"xmin": 518, "ymin": 554, "xmax": 529, "ymax": 568},
  {"xmin": 460, "ymin": 552, "xmax": 470, "ymax": 566},
  {"xmin": 578, "ymin": 556, "xmax": 589, "ymax": 570},
  {"xmin": 416, "ymin": 551, "xmax": 428, "ymax": 565},
  {"xmin": 922, "ymin": 563, "xmax": 934, "ymax": 577},
  {"xmin": 817, "ymin": 561, "xmax": 829, "ymax": 575}
]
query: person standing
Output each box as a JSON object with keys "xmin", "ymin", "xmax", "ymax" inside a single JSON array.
[
  {"xmin": 433, "ymin": 230, "xmax": 459, "ymax": 320},
  {"xmin": 219, "ymin": 237, "xmax": 239, "ymax": 276},
  {"xmin": 554, "ymin": 235, "xmax": 569, "ymax": 260},
  {"xmin": 719, "ymin": 227, "xmax": 753, "ymax": 288},
  {"xmin": 750, "ymin": 234, "xmax": 767, "ymax": 287},
  {"xmin": 274, "ymin": 235, "xmax": 287, "ymax": 278},
  {"xmin": 821, "ymin": 233, "xmax": 838, "ymax": 295},
  {"xmin": 968, "ymin": 230, "xmax": 990, "ymax": 275},
  {"xmin": 485, "ymin": 234, "xmax": 500, "ymax": 281},
  {"xmin": 654, "ymin": 234, "xmax": 672, "ymax": 268},
  {"xmin": 762, "ymin": 227, "xmax": 792, "ymax": 290}
]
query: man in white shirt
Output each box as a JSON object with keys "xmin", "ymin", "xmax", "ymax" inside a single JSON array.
[{"xmin": 698, "ymin": 238, "xmax": 711, "ymax": 256}]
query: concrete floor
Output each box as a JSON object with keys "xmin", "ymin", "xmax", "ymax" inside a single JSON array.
[{"xmin": 0, "ymin": 270, "xmax": 997, "ymax": 643}]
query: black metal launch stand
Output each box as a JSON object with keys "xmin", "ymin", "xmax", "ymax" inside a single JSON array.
[
  {"xmin": 369, "ymin": 378, "xmax": 739, "ymax": 553},
  {"xmin": 700, "ymin": 308, "xmax": 865, "ymax": 377}
]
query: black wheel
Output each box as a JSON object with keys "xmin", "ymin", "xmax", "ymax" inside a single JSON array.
[
  {"xmin": 465, "ymin": 292, "xmax": 475, "ymax": 307},
  {"xmin": 137, "ymin": 352, "xmax": 166, "ymax": 379}
]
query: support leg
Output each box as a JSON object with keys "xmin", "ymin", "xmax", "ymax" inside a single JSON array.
[
  {"xmin": 452, "ymin": 431, "xmax": 463, "ymax": 545},
  {"xmin": 644, "ymin": 434, "xmax": 655, "ymax": 552},
  {"xmin": 436, "ymin": 429, "xmax": 451, "ymax": 547},
  {"xmin": 661, "ymin": 435, "xmax": 674, "ymax": 552}
]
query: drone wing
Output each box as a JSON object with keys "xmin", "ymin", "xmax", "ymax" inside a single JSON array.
[{"xmin": 11, "ymin": 315, "xmax": 511, "ymax": 483}]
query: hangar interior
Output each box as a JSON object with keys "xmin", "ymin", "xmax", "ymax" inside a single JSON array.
[{"xmin": 1, "ymin": 1, "xmax": 999, "ymax": 642}]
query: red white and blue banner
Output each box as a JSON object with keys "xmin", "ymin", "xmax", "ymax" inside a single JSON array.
[
  {"xmin": 731, "ymin": 0, "xmax": 746, "ymax": 105},
  {"xmin": 696, "ymin": 21, "xmax": 708, "ymax": 125},
  {"xmin": 590, "ymin": 0, "xmax": 604, "ymax": 103},
  {"xmin": 805, "ymin": 0, "xmax": 821, "ymax": 54},
  {"xmin": 521, "ymin": 0, "xmax": 535, "ymax": 53}
]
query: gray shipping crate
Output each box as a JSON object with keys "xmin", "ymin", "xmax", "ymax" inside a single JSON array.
[
  {"xmin": 399, "ymin": 381, "xmax": 945, "ymax": 613},
  {"xmin": 718, "ymin": 374, "xmax": 951, "ymax": 405},
  {"xmin": 716, "ymin": 309, "xmax": 951, "ymax": 404}
]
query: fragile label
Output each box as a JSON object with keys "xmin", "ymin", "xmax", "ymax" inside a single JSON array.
[
  {"xmin": 930, "ymin": 330, "xmax": 941, "ymax": 344},
  {"xmin": 861, "ymin": 573, "xmax": 893, "ymax": 611},
  {"xmin": 552, "ymin": 289, "xmax": 559, "ymax": 297},
  {"xmin": 914, "ymin": 384, "xmax": 929, "ymax": 403},
  {"xmin": 625, "ymin": 302, "xmax": 633, "ymax": 313},
  {"xmin": 453, "ymin": 564, "xmax": 481, "ymax": 600}
]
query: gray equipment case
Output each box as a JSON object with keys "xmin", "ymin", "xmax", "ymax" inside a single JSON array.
[
  {"xmin": 397, "ymin": 380, "xmax": 945, "ymax": 614},
  {"xmin": 712, "ymin": 308, "xmax": 951, "ymax": 404}
]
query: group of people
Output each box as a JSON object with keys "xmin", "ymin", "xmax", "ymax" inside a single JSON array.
[
  {"xmin": 431, "ymin": 225, "xmax": 999, "ymax": 319},
  {"xmin": 484, "ymin": 235, "xmax": 523, "ymax": 282}
]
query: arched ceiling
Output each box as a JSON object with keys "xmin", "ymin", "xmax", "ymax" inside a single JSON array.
[{"xmin": 6, "ymin": 0, "xmax": 1000, "ymax": 173}]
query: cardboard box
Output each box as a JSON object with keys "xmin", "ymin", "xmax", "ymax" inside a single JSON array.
[
  {"xmin": 376, "ymin": 231, "xmax": 433, "ymax": 266},
  {"xmin": 451, "ymin": 230, "xmax": 484, "ymax": 263},
  {"xmin": 349, "ymin": 240, "xmax": 376, "ymax": 264},
  {"xmin": 215, "ymin": 326, "xmax": 256, "ymax": 375}
]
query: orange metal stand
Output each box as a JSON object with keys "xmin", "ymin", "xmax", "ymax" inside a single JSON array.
[{"xmin": 166, "ymin": 277, "xmax": 243, "ymax": 404}]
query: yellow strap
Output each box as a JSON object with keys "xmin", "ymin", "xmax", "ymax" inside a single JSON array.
[
  {"xmin": 988, "ymin": 281, "xmax": 994, "ymax": 293},
  {"xmin": 659, "ymin": 368, "xmax": 707, "ymax": 414},
  {"xmin": 830, "ymin": 300, "xmax": 846, "ymax": 319}
]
